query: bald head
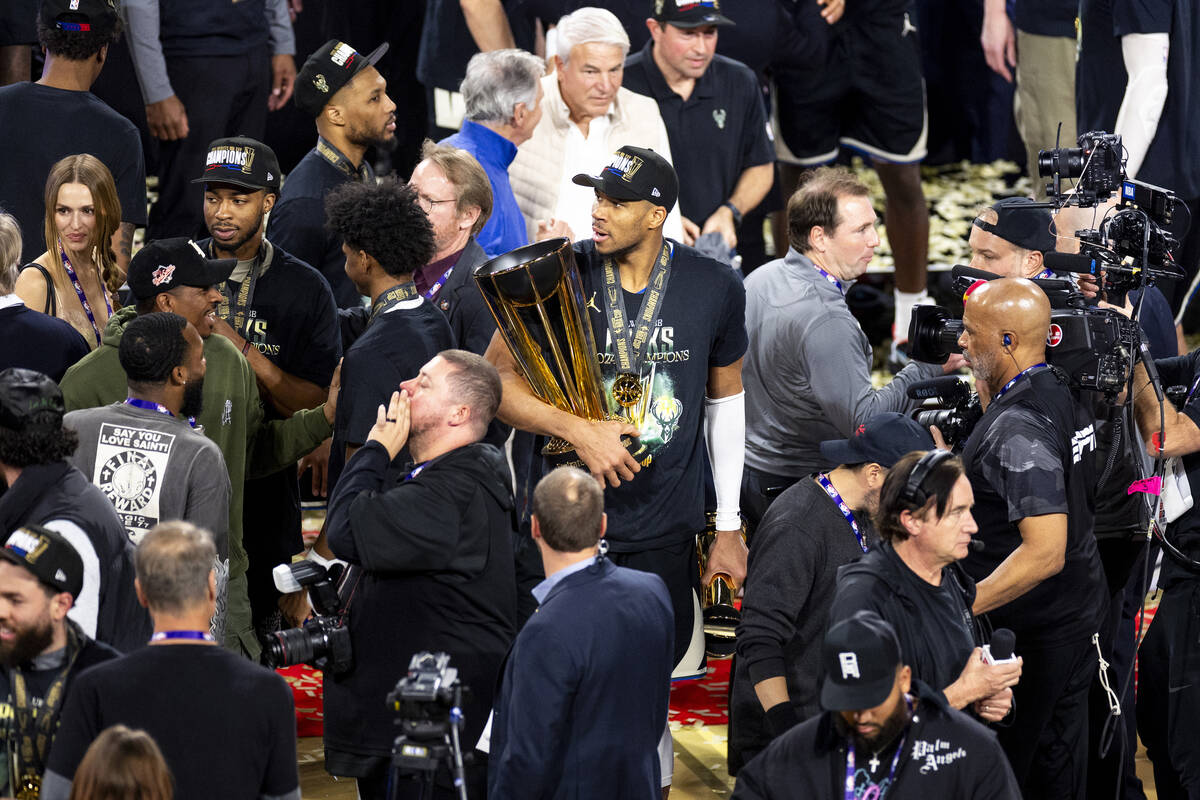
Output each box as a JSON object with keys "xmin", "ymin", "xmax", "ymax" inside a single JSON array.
[
  {"xmin": 531, "ymin": 467, "xmax": 605, "ymax": 553},
  {"xmin": 959, "ymin": 278, "xmax": 1051, "ymax": 389}
]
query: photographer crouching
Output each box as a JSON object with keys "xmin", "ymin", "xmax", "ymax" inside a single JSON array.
[{"xmin": 322, "ymin": 350, "xmax": 518, "ymax": 799}]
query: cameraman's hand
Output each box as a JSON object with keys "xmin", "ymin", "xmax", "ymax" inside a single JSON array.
[
  {"xmin": 942, "ymin": 353, "xmax": 968, "ymax": 374},
  {"xmin": 974, "ymin": 687, "xmax": 1014, "ymax": 723},
  {"xmin": 1098, "ymin": 295, "xmax": 1134, "ymax": 319},
  {"xmin": 367, "ymin": 390, "xmax": 411, "ymax": 460},
  {"xmin": 278, "ymin": 588, "xmax": 311, "ymax": 628},
  {"xmin": 569, "ymin": 417, "xmax": 642, "ymax": 488},
  {"xmin": 1077, "ymin": 271, "xmax": 1101, "ymax": 301}
]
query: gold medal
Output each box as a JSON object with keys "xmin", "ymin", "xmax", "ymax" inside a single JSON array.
[
  {"xmin": 612, "ymin": 373, "xmax": 643, "ymax": 408},
  {"xmin": 17, "ymin": 773, "xmax": 40, "ymax": 799}
]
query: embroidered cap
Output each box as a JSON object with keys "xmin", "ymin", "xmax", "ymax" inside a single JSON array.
[
  {"xmin": 0, "ymin": 368, "xmax": 64, "ymax": 433},
  {"xmin": 294, "ymin": 39, "xmax": 390, "ymax": 116},
  {"xmin": 192, "ymin": 136, "xmax": 281, "ymax": 194},
  {"xmin": 572, "ymin": 145, "xmax": 679, "ymax": 211},
  {"xmin": 819, "ymin": 411, "xmax": 935, "ymax": 469},
  {"xmin": 820, "ymin": 611, "xmax": 903, "ymax": 712},
  {"xmin": 651, "ymin": 0, "xmax": 734, "ymax": 28},
  {"xmin": 0, "ymin": 524, "xmax": 84, "ymax": 599},
  {"xmin": 127, "ymin": 238, "xmax": 236, "ymax": 301},
  {"xmin": 39, "ymin": 0, "xmax": 118, "ymax": 33}
]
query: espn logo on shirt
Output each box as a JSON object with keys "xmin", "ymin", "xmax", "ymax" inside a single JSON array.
[{"xmin": 1071, "ymin": 424, "xmax": 1096, "ymax": 464}]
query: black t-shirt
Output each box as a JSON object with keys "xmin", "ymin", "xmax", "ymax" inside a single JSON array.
[
  {"xmin": 0, "ymin": 83, "xmax": 147, "ymax": 264},
  {"xmin": 0, "ymin": 302, "xmax": 90, "ymax": 382},
  {"xmin": 1149, "ymin": 349, "xmax": 1200, "ymax": 587},
  {"xmin": 571, "ymin": 240, "xmax": 747, "ymax": 550},
  {"xmin": 622, "ymin": 42, "xmax": 776, "ymax": 223},
  {"xmin": 45, "ymin": 645, "xmax": 299, "ymax": 800},
  {"xmin": 267, "ymin": 147, "xmax": 364, "ymax": 309},
  {"xmin": 0, "ymin": 636, "xmax": 118, "ymax": 797},
  {"xmin": 961, "ymin": 367, "xmax": 1107, "ymax": 644},
  {"xmin": 329, "ymin": 297, "xmax": 456, "ymax": 490},
  {"xmin": 1014, "ymin": 0, "xmax": 1079, "ymax": 37},
  {"xmin": 1077, "ymin": 0, "xmax": 1200, "ymax": 199}
]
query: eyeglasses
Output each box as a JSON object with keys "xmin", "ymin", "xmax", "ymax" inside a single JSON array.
[{"xmin": 415, "ymin": 194, "xmax": 457, "ymax": 213}]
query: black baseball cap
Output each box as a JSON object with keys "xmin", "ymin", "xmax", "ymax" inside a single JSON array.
[
  {"xmin": 820, "ymin": 611, "xmax": 902, "ymax": 711},
  {"xmin": 0, "ymin": 524, "xmax": 84, "ymax": 599},
  {"xmin": 973, "ymin": 197, "xmax": 1056, "ymax": 254},
  {"xmin": 39, "ymin": 0, "xmax": 118, "ymax": 33},
  {"xmin": 819, "ymin": 411, "xmax": 935, "ymax": 469},
  {"xmin": 192, "ymin": 136, "xmax": 281, "ymax": 194},
  {"xmin": 127, "ymin": 238, "xmax": 236, "ymax": 301},
  {"xmin": 652, "ymin": 0, "xmax": 734, "ymax": 28},
  {"xmin": 295, "ymin": 39, "xmax": 390, "ymax": 116},
  {"xmin": 572, "ymin": 146, "xmax": 679, "ymax": 211},
  {"xmin": 0, "ymin": 369, "xmax": 63, "ymax": 433}
]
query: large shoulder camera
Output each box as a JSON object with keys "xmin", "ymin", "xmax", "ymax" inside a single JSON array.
[{"xmin": 261, "ymin": 560, "xmax": 353, "ymax": 675}]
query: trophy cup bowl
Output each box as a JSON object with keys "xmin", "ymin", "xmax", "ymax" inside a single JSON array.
[
  {"xmin": 474, "ymin": 238, "xmax": 644, "ymax": 468},
  {"xmin": 697, "ymin": 515, "xmax": 741, "ymax": 659}
]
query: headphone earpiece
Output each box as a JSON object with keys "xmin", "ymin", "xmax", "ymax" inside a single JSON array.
[{"xmin": 1002, "ymin": 334, "xmax": 1012, "ymax": 347}]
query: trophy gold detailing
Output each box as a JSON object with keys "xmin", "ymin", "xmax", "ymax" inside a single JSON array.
[
  {"xmin": 474, "ymin": 238, "xmax": 646, "ymax": 468},
  {"xmin": 697, "ymin": 513, "xmax": 743, "ymax": 659}
]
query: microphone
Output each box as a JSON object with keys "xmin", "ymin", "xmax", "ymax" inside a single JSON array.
[
  {"xmin": 907, "ymin": 376, "xmax": 970, "ymax": 401},
  {"xmin": 982, "ymin": 628, "xmax": 1018, "ymax": 665},
  {"xmin": 1043, "ymin": 251, "xmax": 1101, "ymax": 276},
  {"xmin": 968, "ymin": 538, "xmax": 984, "ymax": 553}
]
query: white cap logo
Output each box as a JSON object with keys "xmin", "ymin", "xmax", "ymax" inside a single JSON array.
[
  {"xmin": 55, "ymin": 569, "xmax": 67, "ymax": 583},
  {"xmin": 839, "ymin": 652, "xmax": 861, "ymax": 680}
]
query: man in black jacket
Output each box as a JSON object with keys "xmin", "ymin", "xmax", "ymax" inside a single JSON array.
[
  {"xmin": 732, "ymin": 611, "xmax": 1020, "ymax": 799},
  {"xmin": 325, "ymin": 349, "xmax": 517, "ymax": 800}
]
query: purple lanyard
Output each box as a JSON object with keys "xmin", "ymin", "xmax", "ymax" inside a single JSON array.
[
  {"xmin": 813, "ymin": 263, "xmax": 845, "ymax": 295},
  {"xmin": 845, "ymin": 730, "xmax": 907, "ymax": 800},
  {"xmin": 1035, "ymin": 269, "xmax": 1055, "ymax": 280},
  {"xmin": 816, "ymin": 473, "xmax": 867, "ymax": 553},
  {"xmin": 422, "ymin": 265, "xmax": 455, "ymax": 301},
  {"xmin": 406, "ymin": 462, "xmax": 428, "ymax": 481},
  {"xmin": 150, "ymin": 630, "xmax": 214, "ymax": 642},
  {"xmin": 991, "ymin": 362, "xmax": 1048, "ymax": 404},
  {"xmin": 124, "ymin": 397, "xmax": 197, "ymax": 428},
  {"xmin": 59, "ymin": 242, "xmax": 112, "ymax": 346}
]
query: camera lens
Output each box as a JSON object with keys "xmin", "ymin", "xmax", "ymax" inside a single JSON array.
[
  {"xmin": 263, "ymin": 624, "xmax": 321, "ymax": 668},
  {"xmin": 1037, "ymin": 147, "xmax": 1085, "ymax": 179}
]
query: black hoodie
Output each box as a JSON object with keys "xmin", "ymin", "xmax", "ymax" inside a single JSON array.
[{"xmin": 324, "ymin": 440, "xmax": 518, "ymax": 762}]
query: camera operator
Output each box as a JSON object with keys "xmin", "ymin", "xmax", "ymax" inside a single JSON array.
[
  {"xmin": 323, "ymin": 350, "xmax": 517, "ymax": 799},
  {"xmin": 829, "ymin": 451, "xmax": 1021, "ymax": 721},
  {"xmin": 955, "ymin": 278, "xmax": 1106, "ymax": 798},
  {"xmin": 1128, "ymin": 348, "xmax": 1200, "ymax": 795}
]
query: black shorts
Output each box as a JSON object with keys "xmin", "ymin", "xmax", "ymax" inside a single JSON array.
[
  {"xmin": 774, "ymin": 11, "xmax": 927, "ymax": 165},
  {"xmin": 0, "ymin": 0, "xmax": 36, "ymax": 47},
  {"xmin": 611, "ymin": 539, "xmax": 700, "ymax": 670}
]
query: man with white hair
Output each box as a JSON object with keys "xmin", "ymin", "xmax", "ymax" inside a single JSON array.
[
  {"xmin": 509, "ymin": 6, "xmax": 682, "ymax": 243},
  {"xmin": 443, "ymin": 49, "xmax": 545, "ymax": 257}
]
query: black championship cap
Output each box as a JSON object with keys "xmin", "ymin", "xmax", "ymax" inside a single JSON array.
[
  {"xmin": 0, "ymin": 524, "xmax": 84, "ymax": 599},
  {"xmin": 295, "ymin": 39, "xmax": 390, "ymax": 116},
  {"xmin": 819, "ymin": 411, "xmax": 935, "ymax": 469},
  {"xmin": 820, "ymin": 611, "xmax": 903, "ymax": 712},
  {"xmin": 973, "ymin": 197, "xmax": 1056, "ymax": 254},
  {"xmin": 652, "ymin": 0, "xmax": 734, "ymax": 28},
  {"xmin": 572, "ymin": 146, "xmax": 679, "ymax": 211},
  {"xmin": 39, "ymin": 0, "xmax": 118, "ymax": 33},
  {"xmin": 192, "ymin": 136, "xmax": 281, "ymax": 194},
  {"xmin": 0, "ymin": 368, "xmax": 64, "ymax": 433},
  {"xmin": 127, "ymin": 238, "xmax": 236, "ymax": 301}
]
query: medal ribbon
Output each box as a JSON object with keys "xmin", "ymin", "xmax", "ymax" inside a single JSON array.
[
  {"xmin": 58, "ymin": 242, "xmax": 112, "ymax": 346},
  {"xmin": 124, "ymin": 397, "xmax": 197, "ymax": 429},
  {"xmin": 210, "ymin": 240, "xmax": 271, "ymax": 337},
  {"xmin": 816, "ymin": 473, "xmax": 868, "ymax": 553},
  {"xmin": 10, "ymin": 624, "xmax": 83, "ymax": 798},
  {"xmin": 600, "ymin": 242, "xmax": 673, "ymax": 389},
  {"xmin": 992, "ymin": 362, "xmax": 1048, "ymax": 404},
  {"xmin": 316, "ymin": 137, "xmax": 375, "ymax": 182},
  {"xmin": 369, "ymin": 282, "xmax": 421, "ymax": 324}
]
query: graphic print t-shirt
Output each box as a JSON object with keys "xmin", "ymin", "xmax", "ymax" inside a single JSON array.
[{"xmin": 572, "ymin": 240, "xmax": 747, "ymax": 550}]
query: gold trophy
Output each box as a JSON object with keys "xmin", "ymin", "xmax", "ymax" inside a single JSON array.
[
  {"xmin": 474, "ymin": 237, "xmax": 645, "ymax": 467},
  {"xmin": 697, "ymin": 513, "xmax": 742, "ymax": 659}
]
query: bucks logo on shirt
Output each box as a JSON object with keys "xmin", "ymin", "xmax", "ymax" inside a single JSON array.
[
  {"xmin": 598, "ymin": 322, "xmax": 690, "ymax": 460},
  {"xmin": 92, "ymin": 423, "xmax": 175, "ymax": 542}
]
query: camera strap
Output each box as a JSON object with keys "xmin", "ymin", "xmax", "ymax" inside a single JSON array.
[{"xmin": 600, "ymin": 241, "xmax": 673, "ymax": 409}]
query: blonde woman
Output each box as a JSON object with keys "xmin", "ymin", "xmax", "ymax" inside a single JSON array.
[{"xmin": 15, "ymin": 154, "xmax": 123, "ymax": 348}]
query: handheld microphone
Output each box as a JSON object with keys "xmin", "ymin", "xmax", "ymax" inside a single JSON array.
[
  {"xmin": 907, "ymin": 376, "xmax": 970, "ymax": 401},
  {"xmin": 1042, "ymin": 252, "xmax": 1101, "ymax": 276},
  {"xmin": 968, "ymin": 538, "xmax": 984, "ymax": 553},
  {"xmin": 982, "ymin": 628, "xmax": 1018, "ymax": 665}
]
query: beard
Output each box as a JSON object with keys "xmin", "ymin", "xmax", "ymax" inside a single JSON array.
[
  {"xmin": 348, "ymin": 118, "xmax": 397, "ymax": 152},
  {"xmin": 211, "ymin": 214, "xmax": 264, "ymax": 258},
  {"xmin": 181, "ymin": 378, "xmax": 205, "ymax": 419},
  {"xmin": 834, "ymin": 694, "xmax": 911, "ymax": 755},
  {"xmin": 0, "ymin": 611, "xmax": 55, "ymax": 668}
]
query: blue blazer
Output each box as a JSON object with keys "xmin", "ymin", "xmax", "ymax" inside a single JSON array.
[{"xmin": 488, "ymin": 557, "xmax": 674, "ymax": 799}]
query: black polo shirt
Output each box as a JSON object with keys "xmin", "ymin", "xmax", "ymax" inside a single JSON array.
[
  {"xmin": 267, "ymin": 144, "xmax": 367, "ymax": 310},
  {"xmin": 623, "ymin": 41, "xmax": 775, "ymax": 224}
]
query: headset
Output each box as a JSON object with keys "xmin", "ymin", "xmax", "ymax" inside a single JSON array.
[
  {"xmin": 900, "ymin": 449, "xmax": 954, "ymax": 506},
  {"xmin": 1002, "ymin": 334, "xmax": 1012, "ymax": 347}
]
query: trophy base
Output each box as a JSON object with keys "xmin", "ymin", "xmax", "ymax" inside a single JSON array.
[{"xmin": 542, "ymin": 418, "xmax": 649, "ymax": 470}]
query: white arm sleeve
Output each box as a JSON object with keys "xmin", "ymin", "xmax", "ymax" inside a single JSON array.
[
  {"xmin": 704, "ymin": 391, "xmax": 745, "ymax": 531},
  {"xmin": 41, "ymin": 520, "xmax": 101, "ymax": 639},
  {"xmin": 1114, "ymin": 32, "xmax": 1170, "ymax": 180}
]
